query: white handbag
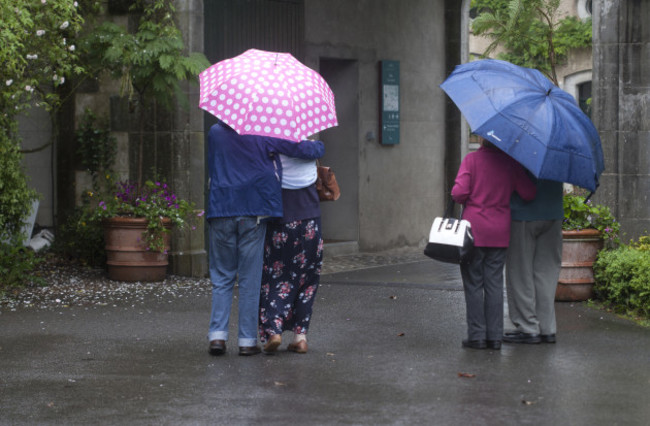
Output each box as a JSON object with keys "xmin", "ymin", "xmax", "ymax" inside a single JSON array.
[{"xmin": 423, "ymin": 201, "xmax": 474, "ymax": 264}]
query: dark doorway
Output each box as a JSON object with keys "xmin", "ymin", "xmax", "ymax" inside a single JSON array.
[{"xmin": 578, "ymin": 81, "xmax": 592, "ymax": 117}]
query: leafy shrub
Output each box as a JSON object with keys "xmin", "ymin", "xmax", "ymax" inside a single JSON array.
[
  {"xmin": 89, "ymin": 180, "xmax": 203, "ymax": 252},
  {"xmin": 563, "ymin": 193, "xmax": 620, "ymax": 245},
  {"xmin": 76, "ymin": 108, "xmax": 116, "ymax": 189},
  {"xmin": 0, "ymin": 126, "xmax": 39, "ymax": 243},
  {"xmin": 594, "ymin": 244, "xmax": 650, "ymax": 318},
  {"xmin": 0, "ymin": 242, "xmax": 43, "ymax": 289},
  {"xmin": 51, "ymin": 206, "xmax": 105, "ymax": 268}
]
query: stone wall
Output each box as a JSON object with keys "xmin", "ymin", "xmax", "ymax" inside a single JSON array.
[
  {"xmin": 593, "ymin": 0, "xmax": 650, "ymax": 239},
  {"xmin": 67, "ymin": 3, "xmax": 207, "ymax": 277},
  {"xmin": 51, "ymin": 0, "xmax": 460, "ymax": 274}
]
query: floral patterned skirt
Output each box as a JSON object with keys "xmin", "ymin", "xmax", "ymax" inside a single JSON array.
[{"xmin": 259, "ymin": 218, "xmax": 323, "ymax": 343}]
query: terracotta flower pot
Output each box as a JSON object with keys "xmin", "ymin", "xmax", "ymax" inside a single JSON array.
[
  {"xmin": 556, "ymin": 229, "xmax": 603, "ymax": 301},
  {"xmin": 103, "ymin": 216, "xmax": 171, "ymax": 282}
]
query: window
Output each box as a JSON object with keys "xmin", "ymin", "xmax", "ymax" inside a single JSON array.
[
  {"xmin": 578, "ymin": 81, "xmax": 592, "ymax": 117},
  {"xmin": 577, "ymin": 0, "xmax": 592, "ymax": 20}
]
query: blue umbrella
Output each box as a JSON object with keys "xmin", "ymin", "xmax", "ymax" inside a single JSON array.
[{"xmin": 440, "ymin": 59, "xmax": 604, "ymax": 192}]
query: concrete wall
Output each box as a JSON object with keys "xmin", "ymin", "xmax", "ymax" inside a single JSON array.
[
  {"xmin": 303, "ymin": 0, "xmax": 453, "ymax": 250},
  {"xmin": 593, "ymin": 0, "xmax": 650, "ymax": 239},
  {"xmin": 18, "ymin": 107, "xmax": 53, "ymax": 228}
]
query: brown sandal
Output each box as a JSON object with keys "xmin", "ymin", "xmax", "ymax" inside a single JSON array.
[
  {"xmin": 263, "ymin": 334, "xmax": 282, "ymax": 353},
  {"xmin": 287, "ymin": 340, "xmax": 308, "ymax": 354}
]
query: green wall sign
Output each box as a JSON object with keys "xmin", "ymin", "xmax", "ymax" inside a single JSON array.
[{"xmin": 380, "ymin": 60, "xmax": 400, "ymax": 145}]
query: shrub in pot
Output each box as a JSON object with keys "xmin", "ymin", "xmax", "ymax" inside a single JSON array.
[
  {"xmin": 89, "ymin": 180, "xmax": 203, "ymax": 281},
  {"xmin": 557, "ymin": 192, "xmax": 620, "ymax": 301}
]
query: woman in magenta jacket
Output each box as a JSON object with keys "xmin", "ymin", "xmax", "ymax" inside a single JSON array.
[{"xmin": 452, "ymin": 137, "xmax": 536, "ymax": 350}]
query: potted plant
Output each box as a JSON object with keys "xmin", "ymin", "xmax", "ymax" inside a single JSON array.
[
  {"xmin": 557, "ymin": 192, "xmax": 620, "ymax": 301},
  {"xmin": 90, "ymin": 180, "xmax": 204, "ymax": 282},
  {"xmin": 74, "ymin": 1, "xmax": 209, "ymax": 279}
]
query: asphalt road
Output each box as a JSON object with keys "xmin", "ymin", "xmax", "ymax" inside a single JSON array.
[{"xmin": 1, "ymin": 257, "xmax": 649, "ymax": 425}]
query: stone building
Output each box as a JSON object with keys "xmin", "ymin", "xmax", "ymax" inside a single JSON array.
[
  {"xmin": 20, "ymin": 1, "xmax": 464, "ymax": 276},
  {"xmin": 593, "ymin": 0, "xmax": 650, "ymax": 239},
  {"xmin": 19, "ymin": 0, "xmax": 647, "ymax": 276},
  {"xmin": 463, "ymin": 0, "xmax": 594, "ymax": 153}
]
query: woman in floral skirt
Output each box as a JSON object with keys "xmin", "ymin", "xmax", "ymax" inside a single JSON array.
[{"xmin": 259, "ymin": 153, "xmax": 323, "ymax": 354}]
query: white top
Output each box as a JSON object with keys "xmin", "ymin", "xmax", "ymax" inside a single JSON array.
[{"xmin": 279, "ymin": 154, "xmax": 318, "ymax": 189}]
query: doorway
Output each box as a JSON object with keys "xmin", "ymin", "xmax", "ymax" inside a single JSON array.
[{"xmin": 318, "ymin": 59, "xmax": 359, "ymax": 244}]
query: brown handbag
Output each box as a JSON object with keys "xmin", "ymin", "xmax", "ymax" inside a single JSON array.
[{"xmin": 316, "ymin": 164, "xmax": 341, "ymax": 201}]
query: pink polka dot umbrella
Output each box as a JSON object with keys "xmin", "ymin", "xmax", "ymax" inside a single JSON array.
[{"xmin": 199, "ymin": 49, "xmax": 338, "ymax": 142}]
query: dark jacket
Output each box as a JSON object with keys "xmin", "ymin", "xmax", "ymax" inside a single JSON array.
[{"xmin": 206, "ymin": 122, "xmax": 324, "ymax": 219}]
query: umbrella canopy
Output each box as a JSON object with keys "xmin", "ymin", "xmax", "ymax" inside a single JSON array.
[
  {"xmin": 440, "ymin": 59, "xmax": 604, "ymax": 192},
  {"xmin": 199, "ymin": 48, "xmax": 338, "ymax": 142}
]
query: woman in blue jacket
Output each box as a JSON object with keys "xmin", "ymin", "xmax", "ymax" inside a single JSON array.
[{"xmin": 206, "ymin": 121, "xmax": 324, "ymax": 357}]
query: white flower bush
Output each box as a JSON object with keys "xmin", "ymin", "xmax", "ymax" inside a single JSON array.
[
  {"xmin": 1, "ymin": 0, "xmax": 85, "ymax": 245},
  {"xmin": 1, "ymin": 0, "xmax": 84, "ymax": 117}
]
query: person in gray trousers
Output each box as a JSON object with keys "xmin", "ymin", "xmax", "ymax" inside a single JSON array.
[{"xmin": 504, "ymin": 179, "xmax": 564, "ymax": 344}]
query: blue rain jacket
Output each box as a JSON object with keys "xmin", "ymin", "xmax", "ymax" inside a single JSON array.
[{"xmin": 206, "ymin": 122, "xmax": 324, "ymax": 219}]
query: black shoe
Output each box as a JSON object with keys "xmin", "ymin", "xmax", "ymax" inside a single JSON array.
[
  {"xmin": 502, "ymin": 331, "xmax": 542, "ymax": 344},
  {"xmin": 238, "ymin": 345, "xmax": 262, "ymax": 356},
  {"xmin": 462, "ymin": 339, "xmax": 487, "ymax": 349},
  {"xmin": 541, "ymin": 334, "xmax": 556, "ymax": 343},
  {"xmin": 209, "ymin": 339, "xmax": 226, "ymax": 356},
  {"xmin": 486, "ymin": 340, "xmax": 502, "ymax": 350}
]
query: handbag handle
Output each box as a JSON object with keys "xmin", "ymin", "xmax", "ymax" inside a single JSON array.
[
  {"xmin": 443, "ymin": 198, "xmax": 455, "ymax": 218},
  {"xmin": 437, "ymin": 199, "xmax": 459, "ymax": 233}
]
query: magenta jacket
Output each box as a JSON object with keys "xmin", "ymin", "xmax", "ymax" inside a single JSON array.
[{"xmin": 451, "ymin": 145, "xmax": 536, "ymax": 247}]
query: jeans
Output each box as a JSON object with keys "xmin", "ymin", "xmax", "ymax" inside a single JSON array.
[{"xmin": 208, "ymin": 217, "xmax": 266, "ymax": 347}]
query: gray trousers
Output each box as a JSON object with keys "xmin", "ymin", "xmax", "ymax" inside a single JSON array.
[
  {"xmin": 460, "ymin": 247, "xmax": 507, "ymax": 341},
  {"xmin": 506, "ymin": 220, "xmax": 562, "ymax": 335}
]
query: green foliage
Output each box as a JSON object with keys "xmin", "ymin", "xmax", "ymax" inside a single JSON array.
[
  {"xmin": 76, "ymin": 108, "xmax": 116, "ymax": 174},
  {"xmin": 0, "ymin": 0, "xmax": 86, "ymax": 118},
  {"xmin": 563, "ymin": 193, "xmax": 620, "ymax": 245},
  {"xmin": 0, "ymin": 242, "xmax": 43, "ymax": 289},
  {"xmin": 51, "ymin": 205, "xmax": 105, "ymax": 267},
  {"xmin": 594, "ymin": 244, "xmax": 650, "ymax": 318},
  {"xmin": 0, "ymin": 0, "xmax": 90, "ymax": 244},
  {"xmin": 630, "ymin": 235, "xmax": 650, "ymax": 252},
  {"xmin": 89, "ymin": 180, "xmax": 204, "ymax": 252},
  {"xmin": 80, "ymin": 0, "xmax": 210, "ymax": 109},
  {"xmin": 555, "ymin": 16, "xmax": 593, "ymax": 52},
  {"xmin": 76, "ymin": 107, "xmax": 116, "ymax": 193},
  {"xmin": 55, "ymin": 106, "xmax": 116, "ymax": 265},
  {"xmin": 79, "ymin": 0, "xmax": 210, "ymax": 183},
  {"xmin": 471, "ymin": 0, "xmax": 507, "ymax": 11},
  {"xmin": 471, "ymin": 0, "xmax": 592, "ymax": 84},
  {"xmin": 0, "ymin": 125, "xmax": 39, "ymax": 243}
]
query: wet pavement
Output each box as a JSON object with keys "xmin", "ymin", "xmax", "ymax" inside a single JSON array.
[{"xmin": 1, "ymin": 247, "xmax": 649, "ymax": 425}]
